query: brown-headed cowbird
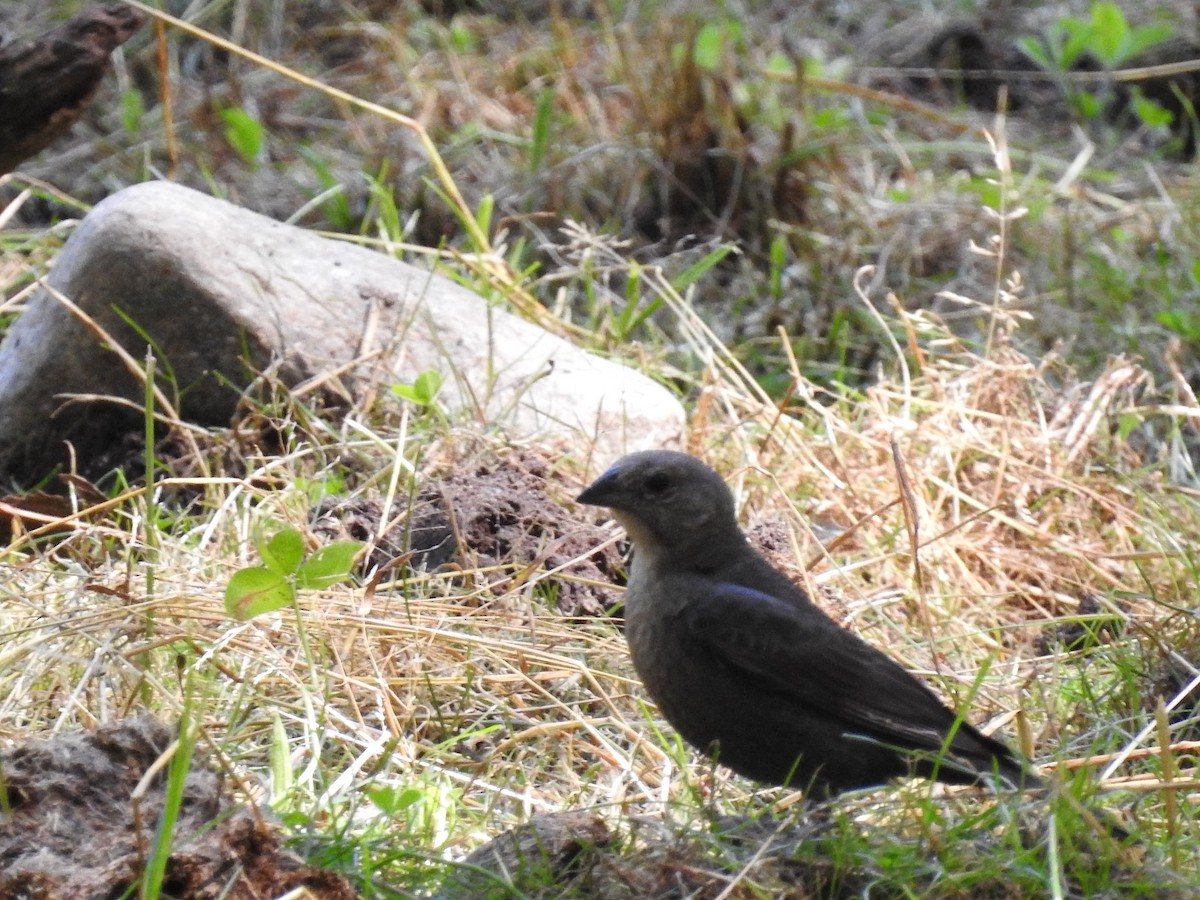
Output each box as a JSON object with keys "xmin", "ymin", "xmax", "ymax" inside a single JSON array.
[{"xmin": 577, "ymin": 449, "xmax": 1040, "ymax": 797}]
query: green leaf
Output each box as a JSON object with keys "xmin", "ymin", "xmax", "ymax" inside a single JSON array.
[
  {"xmin": 365, "ymin": 784, "xmax": 424, "ymax": 816},
  {"xmin": 1016, "ymin": 36, "xmax": 1053, "ymax": 70},
  {"xmin": 1052, "ymin": 18, "xmax": 1094, "ymax": 70},
  {"xmin": 769, "ymin": 234, "xmax": 787, "ymax": 300},
  {"xmin": 1072, "ymin": 90, "xmax": 1102, "ymax": 119},
  {"xmin": 964, "ymin": 177, "xmax": 1002, "ymax": 209},
  {"xmin": 448, "ymin": 20, "xmax": 479, "ymax": 54},
  {"xmin": 391, "ymin": 384, "xmax": 418, "ymax": 403},
  {"xmin": 218, "ymin": 106, "xmax": 265, "ymax": 165},
  {"xmin": 1116, "ymin": 412, "xmax": 1142, "ymax": 441},
  {"xmin": 765, "ymin": 52, "xmax": 794, "ymax": 77},
  {"xmin": 269, "ymin": 712, "xmax": 295, "ymax": 808},
  {"xmin": 1089, "ymin": 3, "xmax": 1130, "ymax": 66},
  {"xmin": 414, "ymin": 370, "xmax": 444, "ymax": 405},
  {"xmin": 259, "ymin": 527, "xmax": 305, "ymax": 576},
  {"xmin": 670, "ymin": 244, "xmax": 735, "ymax": 291},
  {"xmin": 811, "ymin": 107, "xmax": 850, "ymax": 129},
  {"xmin": 1127, "ymin": 23, "xmax": 1174, "ymax": 58},
  {"xmin": 140, "ymin": 680, "xmax": 197, "ymax": 897},
  {"xmin": 1159, "ymin": 310, "xmax": 1187, "ymax": 333},
  {"xmin": 121, "ymin": 89, "xmax": 145, "ymax": 138},
  {"xmin": 298, "ymin": 145, "xmax": 353, "ymax": 231},
  {"xmin": 612, "ymin": 296, "xmax": 661, "ymax": 340},
  {"xmin": 296, "ymin": 540, "xmax": 363, "ymax": 589},
  {"xmin": 295, "ymin": 473, "xmax": 348, "ymax": 505},
  {"xmin": 693, "ymin": 22, "xmax": 725, "ymax": 71},
  {"xmin": 529, "ymin": 87, "xmax": 555, "ymax": 172},
  {"xmin": 624, "ymin": 262, "xmax": 643, "ymax": 306},
  {"xmin": 802, "ymin": 57, "xmax": 826, "ymax": 79},
  {"xmin": 391, "ymin": 369, "xmax": 444, "ymax": 407},
  {"xmin": 1133, "ymin": 94, "xmax": 1174, "ymax": 128},
  {"xmin": 474, "ymin": 194, "xmax": 494, "ymax": 242},
  {"xmin": 224, "ymin": 567, "xmax": 293, "ymax": 620}
]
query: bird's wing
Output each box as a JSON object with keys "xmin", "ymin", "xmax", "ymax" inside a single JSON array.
[{"xmin": 681, "ymin": 581, "xmax": 989, "ymax": 758}]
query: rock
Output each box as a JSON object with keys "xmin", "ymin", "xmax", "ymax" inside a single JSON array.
[
  {"xmin": 0, "ymin": 181, "xmax": 684, "ymax": 481},
  {"xmin": 436, "ymin": 811, "xmax": 613, "ymax": 898}
]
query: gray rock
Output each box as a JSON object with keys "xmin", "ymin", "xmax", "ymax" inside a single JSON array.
[
  {"xmin": 436, "ymin": 811, "xmax": 613, "ymax": 899},
  {"xmin": 0, "ymin": 182, "xmax": 683, "ymax": 480}
]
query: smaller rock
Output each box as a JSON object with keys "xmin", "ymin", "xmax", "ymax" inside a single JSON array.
[{"xmin": 437, "ymin": 811, "xmax": 612, "ymax": 899}]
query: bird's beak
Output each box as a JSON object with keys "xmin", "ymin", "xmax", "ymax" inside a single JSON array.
[{"xmin": 576, "ymin": 465, "xmax": 621, "ymax": 507}]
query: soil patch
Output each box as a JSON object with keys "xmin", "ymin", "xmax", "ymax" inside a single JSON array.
[
  {"xmin": 313, "ymin": 448, "xmax": 624, "ymax": 617},
  {"xmin": 0, "ymin": 717, "xmax": 356, "ymax": 899}
]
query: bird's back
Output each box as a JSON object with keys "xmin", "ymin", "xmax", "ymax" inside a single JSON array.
[{"xmin": 625, "ymin": 542, "xmax": 1033, "ymax": 794}]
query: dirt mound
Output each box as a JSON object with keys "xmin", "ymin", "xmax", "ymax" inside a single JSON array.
[
  {"xmin": 0, "ymin": 717, "xmax": 356, "ymax": 899},
  {"xmin": 314, "ymin": 448, "xmax": 624, "ymax": 617}
]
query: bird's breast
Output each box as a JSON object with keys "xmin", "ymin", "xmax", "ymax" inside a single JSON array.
[{"xmin": 622, "ymin": 569, "xmax": 734, "ymax": 746}]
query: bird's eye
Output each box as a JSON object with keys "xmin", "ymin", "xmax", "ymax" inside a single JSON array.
[{"xmin": 644, "ymin": 471, "xmax": 672, "ymax": 495}]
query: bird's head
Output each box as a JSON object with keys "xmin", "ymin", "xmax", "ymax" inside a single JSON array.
[{"xmin": 576, "ymin": 450, "xmax": 741, "ymax": 562}]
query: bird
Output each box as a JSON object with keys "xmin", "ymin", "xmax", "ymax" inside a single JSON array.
[{"xmin": 576, "ymin": 449, "xmax": 1041, "ymax": 798}]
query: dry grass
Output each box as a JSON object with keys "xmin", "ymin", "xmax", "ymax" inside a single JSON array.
[
  {"xmin": 2, "ymin": 1, "xmax": 1200, "ymax": 895},
  {"xmin": 1, "ymin": 214, "xmax": 1198, "ymax": 891}
]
